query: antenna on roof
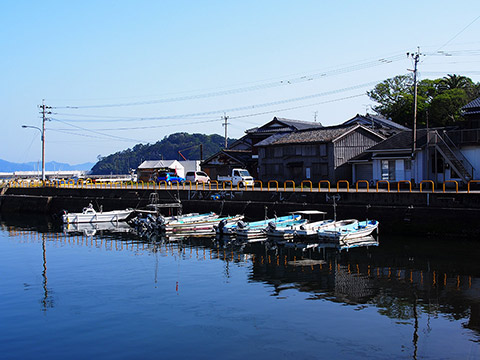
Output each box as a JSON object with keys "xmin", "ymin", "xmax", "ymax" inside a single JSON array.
[{"xmin": 314, "ymin": 111, "xmax": 318, "ymax": 122}]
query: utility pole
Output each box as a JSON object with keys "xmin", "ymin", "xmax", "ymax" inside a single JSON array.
[
  {"xmin": 38, "ymin": 100, "xmax": 51, "ymax": 182},
  {"xmin": 222, "ymin": 113, "xmax": 229, "ymax": 148},
  {"xmin": 407, "ymin": 48, "xmax": 421, "ymax": 159},
  {"xmin": 24, "ymin": 100, "xmax": 50, "ymax": 183}
]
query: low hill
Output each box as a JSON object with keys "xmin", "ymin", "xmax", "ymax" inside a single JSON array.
[
  {"xmin": 90, "ymin": 133, "xmax": 235, "ymax": 175},
  {"xmin": 0, "ymin": 159, "xmax": 94, "ymax": 172}
]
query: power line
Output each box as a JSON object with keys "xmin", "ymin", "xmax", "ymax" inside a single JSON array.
[
  {"xmin": 437, "ymin": 15, "xmax": 480, "ymax": 51},
  {"xmin": 52, "ymin": 54, "xmax": 405, "ymax": 109},
  {"xmin": 51, "ymin": 81, "xmax": 379, "ymax": 124},
  {"xmin": 49, "ymin": 93, "xmax": 366, "ymax": 134}
]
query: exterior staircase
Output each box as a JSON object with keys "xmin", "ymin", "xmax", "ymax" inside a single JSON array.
[{"xmin": 433, "ymin": 131, "xmax": 474, "ymax": 183}]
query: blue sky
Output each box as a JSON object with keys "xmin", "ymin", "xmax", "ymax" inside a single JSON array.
[{"xmin": 2, "ymin": 0, "xmax": 479, "ymax": 165}]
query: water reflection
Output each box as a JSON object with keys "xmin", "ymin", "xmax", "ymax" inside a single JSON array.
[
  {"xmin": 2, "ymin": 216, "xmax": 480, "ymax": 345},
  {"xmin": 63, "ymin": 221, "xmax": 133, "ymax": 237}
]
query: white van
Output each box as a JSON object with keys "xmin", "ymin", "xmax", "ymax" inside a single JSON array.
[{"xmin": 185, "ymin": 171, "xmax": 211, "ymax": 184}]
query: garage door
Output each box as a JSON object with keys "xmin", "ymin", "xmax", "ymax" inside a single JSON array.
[{"xmin": 355, "ymin": 163, "xmax": 372, "ymax": 182}]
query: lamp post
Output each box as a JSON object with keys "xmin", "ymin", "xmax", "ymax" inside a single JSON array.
[{"xmin": 22, "ymin": 124, "xmax": 45, "ymax": 181}]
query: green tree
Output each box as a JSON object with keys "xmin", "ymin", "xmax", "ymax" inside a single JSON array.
[{"xmin": 367, "ymin": 74, "xmax": 479, "ymax": 128}]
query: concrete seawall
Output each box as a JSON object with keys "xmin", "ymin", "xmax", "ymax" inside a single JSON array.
[{"xmin": 1, "ymin": 186, "xmax": 479, "ymax": 237}]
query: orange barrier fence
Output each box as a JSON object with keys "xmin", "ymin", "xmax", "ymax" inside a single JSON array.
[
  {"xmin": 397, "ymin": 180, "xmax": 411, "ymax": 192},
  {"xmin": 419, "ymin": 180, "xmax": 435, "ymax": 193},
  {"xmin": 284, "ymin": 180, "xmax": 295, "ymax": 192},
  {"xmin": 337, "ymin": 180, "xmax": 349, "ymax": 192},
  {"xmin": 376, "ymin": 180, "xmax": 390, "ymax": 192},
  {"xmin": 443, "ymin": 180, "xmax": 458, "ymax": 193},
  {"xmin": 8, "ymin": 177, "xmax": 480, "ymax": 194},
  {"xmin": 318, "ymin": 180, "xmax": 331, "ymax": 192},
  {"xmin": 268, "ymin": 180, "xmax": 278, "ymax": 191},
  {"xmin": 355, "ymin": 180, "xmax": 369, "ymax": 192},
  {"xmin": 253, "ymin": 180, "xmax": 263, "ymax": 191},
  {"xmin": 301, "ymin": 180, "xmax": 312, "ymax": 192},
  {"xmin": 221, "ymin": 180, "xmax": 233, "ymax": 191}
]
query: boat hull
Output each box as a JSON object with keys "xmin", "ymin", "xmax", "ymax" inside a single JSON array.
[{"xmin": 62, "ymin": 209, "xmax": 134, "ymax": 224}]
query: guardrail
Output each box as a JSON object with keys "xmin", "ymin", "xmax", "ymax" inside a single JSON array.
[
  {"xmin": 356, "ymin": 180, "xmax": 369, "ymax": 192},
  {"xmin": 420, "ymin": 180, "xmax": 435, "ymax": 193},
  {"xmin": 6, "ymin": 178, "xmax": 480, "ymax": 194}
]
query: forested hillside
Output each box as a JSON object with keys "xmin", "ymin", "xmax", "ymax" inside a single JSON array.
[{"xmin": 90, "ymin": 133, "xmax": 235, "ymax": 175}]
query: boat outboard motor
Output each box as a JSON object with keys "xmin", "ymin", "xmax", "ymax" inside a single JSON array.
[
  {"xmin": 237, "ymin": 220, "xmax": 246, "ymax": 229},
  {"xmin": 217, "ymin": 219, "xmax": 228, "ymax": 234},
  {"xmin": 268, "ymin": 221, "xmax": 276, "ymax": 231}
]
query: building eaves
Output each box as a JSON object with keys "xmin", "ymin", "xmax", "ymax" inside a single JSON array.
[
  {"xmin": 462, "ymin": 96, "xmax": 480, "ymax": 110},
  {"xmin": 366, "ymin": 129, "xmax": 428, "ymax": 152}
]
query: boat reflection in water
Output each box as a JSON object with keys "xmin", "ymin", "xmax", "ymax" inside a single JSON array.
[
  {"xmin": 3, "ymin": 215, "xmax": 480, "ymax": 359},
  {"xmin": 63, "ymin": 221, "xmax": 133, "ymax": 237}
]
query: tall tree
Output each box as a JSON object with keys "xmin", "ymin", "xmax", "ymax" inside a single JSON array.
[{"xmin": 367, "ymin": 74, "xmax": 479, "ymax": 128}]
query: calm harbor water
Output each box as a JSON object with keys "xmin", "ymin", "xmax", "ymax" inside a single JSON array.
[{"xmin": 1, "ymin": 214, "xmax": 479, "ymax": 359}]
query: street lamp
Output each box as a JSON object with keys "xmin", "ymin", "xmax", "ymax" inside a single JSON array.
[{"xmin": 22, "ymin": 124, "xmax": 45, "ymax": 182}]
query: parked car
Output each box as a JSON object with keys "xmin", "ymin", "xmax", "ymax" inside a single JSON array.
[
  {"xmin": 156, "ymin": 171, "xmax": 185, "ymax": 185},
  {"xmin": 217, "ymin": 168, "xmax": 254, "ymax": 187},
  {"xmin": 185, "ymin": 171, "xmax": 211, "ymax": 184}
]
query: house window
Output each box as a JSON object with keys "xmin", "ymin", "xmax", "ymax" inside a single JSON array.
[
  {"xmin": 381, "ymin": 160, "xmax": 395, "ymax": 180},
  {"xmin": 306, "ymin": 167, "xmax": 311, "ymax": 179},
  {"xmin": 319, "ymin": 144, "xmax": 327, "ymax": 157}
]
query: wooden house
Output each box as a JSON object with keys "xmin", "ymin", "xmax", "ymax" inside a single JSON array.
[{"xmin": 255, "ymin": 124, "xmax": 385, "ymax": 183}]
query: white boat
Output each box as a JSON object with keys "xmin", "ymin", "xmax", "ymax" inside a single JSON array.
[
  {"xmin": 62, "ymin": 204, "xmax": 134, "ymax": 224},
  {"xmin": 236, "ymin": 214, "xmax": 302, "ymax": 239},
  {"xmin": 267, "ymin": 210, "xmax": 330, "ymax": 240},
  {"xmin": 280, "ymin": 219, "xmax": 335, "ymax": 239},
  {"xmin": 318, "ymin": 220, "xmax": 379, "ymax": 242}
]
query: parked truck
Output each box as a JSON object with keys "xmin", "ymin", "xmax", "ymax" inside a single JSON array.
[{"xmin": 217, "ymin": 168, "xmax": 254, "ymax": 187}]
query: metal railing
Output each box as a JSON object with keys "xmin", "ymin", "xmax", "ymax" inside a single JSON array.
[
  {"xmin": 6, "ymin": 177, "xmax": 480, "ymax": 193},
  {"xmin": 433, "ymin": 130, "xmax": 475, "ymax": 180}
]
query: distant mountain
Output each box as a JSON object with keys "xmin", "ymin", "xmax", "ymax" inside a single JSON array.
[
  {"xmin": 0, "ymin": 159, "xmax": 94, "ymax": 172},
  {"xmin": 91, "ymin": 132, "xmax": 235, "ymax": 175}
]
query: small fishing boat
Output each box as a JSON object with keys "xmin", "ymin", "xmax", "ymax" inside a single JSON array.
[
  {"xmin": 267, "ymin": 210, "xmax": 330, "ymax": 240},
  {"xmin": 236, "ymin": 214, "xmax": 302, "ymax": 239},
  {"xmin": 167, "ymin": 214, "xmax": 244, "ymax": 233},
  {"xmin": 159, "ymin": 212, "xmax": 219, "ymax": 230},
  {"xmin": 265, "ymin": 218, "xmax": 308, "ymax": 239},
  {"xmin": 62, "ymin": 203, "xmax": 134, "ymax": 224},
  {"xmin": 317, "ymin": 219, "xmax": 379, "ymax": 242},
  {"xmin": 159, "ymin": 212, "xmax": 218, "ymax": 225}
]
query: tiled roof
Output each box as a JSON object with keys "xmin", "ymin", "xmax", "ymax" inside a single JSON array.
[
  {"xmin": 254, "ymin": 132, "xmax": 290, "ymax": 147},
  {"xmin": 343, "ymin": 113, "xmax": 409, "ymax": 131},
  {"xmin": 259, "ymin": 125, "xmax": 357, "ymax": 145},
  {"xmin": 246, "ymin": 117, "xmax": 323, "ymax": 134},
  {"xmin": 462, "ymin": 97, "xmax": 480, "ymax": 110}
]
